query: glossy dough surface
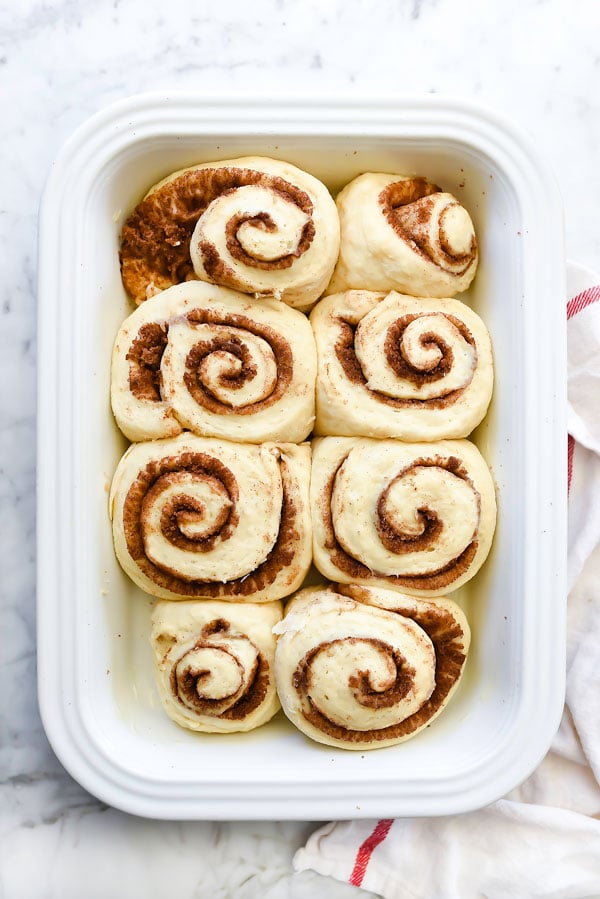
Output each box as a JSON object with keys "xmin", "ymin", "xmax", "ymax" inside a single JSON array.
[
  {"xmin": 111, "ymin": 281, "xmax": 317, "ymax": 443},
  {"xmin": 274, "ymin": 584, "xmax": 470, "ymax": 749},
  {"xmin": 120, "ymin": 156, "xmax": 340, "ymax": 311},
  {"xmin": 312, "ymin": 290, "xmax": 493, "ymax": 440},
  {"xmin": 151, "ymin": 599, "xmax": 282, "ymax": 733},
  {"xmin": 310, "ymin": 436, "xmax": 496, "ymax": 596},
  {"xmin": 110, "ymin": 434, "xmax": 312, "ymax": 602},
  {"xmin": 328, "ymin": 173, "xmax": 478, "ymax": 298}
]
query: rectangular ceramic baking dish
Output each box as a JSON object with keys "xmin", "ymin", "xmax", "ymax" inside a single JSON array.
[{"xmin": 37, "ymin": 93, "xmax": 566, "ymax": 819}]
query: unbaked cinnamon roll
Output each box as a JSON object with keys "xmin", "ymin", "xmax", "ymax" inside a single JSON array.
[
  {"xmin": 120, "ymin": 156, "xmax": 340, "ymax": 311},
  {"xmin": 151, "ymin": 599, "xmax": 282, "ymax": 733},
  {"xmin": 328, "ymin": 173, "xmax": 478, "ymax": 297},
  {"xmin": 109, "ymin": 434, "xmax": 312, "ymax": 602},
  {"xmin": 111, "ymin": 281, "xmax": 317, "ymax": 443},
  {"xmin": 274, "ymin": 584, "xmax": 470, "ymax": 749},
  {"xmin": 311, "ymin": 437, "xmax": 496, "ymax": 596},
  {"xmin": 311, "ymin": 290, "xmax": 493, "ymax": 440}
]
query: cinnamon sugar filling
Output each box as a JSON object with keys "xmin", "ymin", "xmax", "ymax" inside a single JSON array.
[
  {"xmin": 293, "ymin": 603, "xmax": 466, "ymax": 742},
  {"xmin": 223, "ymin": 203, "xmax": 315, "ymax": 270},
  {"xmin": 170, "ymin": 640, "xmax": 269, "ymax": 720},
  {"xmin": 127, "ymin": 322, "xmax": 169, "ymax": 401},
  {"xmin": 378, "ymin": 180, "xmax": 476, "ymax": 273},
  {"xmin": 183, "ymin": 308, "xmax": 294, "ymax": 415},
  {"xmin": 335, "ymin": 314, "xmax": 476, "ymax": 408},
  {"xmin": 120, "ymin": 167, "xmax": 315, "ymax": 302},
  {"xmin": 382, "ymin": 178, "xmax": 441, "ymax": 208},
  {"xmin": 122, "ymin": 452, "xmax": 301, "ymax": 597},
  {"xmin": 322, "ymin": 455, "xmax": 480, "ymax": 591},
  {"xmin": 294, "ymin": 638, "xmax": 415, "ymax": 710}
]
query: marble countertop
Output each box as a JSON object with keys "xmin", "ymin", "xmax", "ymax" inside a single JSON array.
[{"xmin": 2, "ymin": 0, "xmax": 599, "ymax": 896}]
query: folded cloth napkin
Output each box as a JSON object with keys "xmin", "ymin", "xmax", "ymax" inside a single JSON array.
[{"xmin": 294, "ymin": 262, "xmax": 600, "ymax": 899}]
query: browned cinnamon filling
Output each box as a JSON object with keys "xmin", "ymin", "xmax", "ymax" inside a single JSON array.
[
  {"xmin": 376, "ymin": 469, "xmax": 443, "ymax": 554},
  {"xmin": 202, "ymin": 618, "xmax": 231, "ymax": 637},
  {"xmin": 122, "ymin": 452, "xmax": 301, "ymax": 597},
  {"xmin": 188, "ymin": 335, "xmax": 258, "ymax": 399},
  {"xmin": 120, "ymin": 167, "xmax": 315, "ymax": 303},
  {"xmin": 385, "ymin": 317, "xmax": 453, "ymax": 385},
  {"xmin": 294, "ymin": 598, "xmax": 467, "ymax": 742},
  {"xmin": 335, "ymin": 314, "xmax": 476, "ymax": 407},
  {"xmin": 294, "ymin": 638, "xmax": 415, "ymax": 709},
  {"xmin": 170, "ymin": 639, "xmax": 269, "ymax": 720},
  {"xmin": 378, "ymin": 179, "xmax": 476, "ymax": 273},
  {"xmin": 127, "ymin": 322, "xmax": 169, "ymax": 401},
  {"xmin": 183, "ymin": 308, "xmax": 294, "ymax": 414},
  {"xmin": 156, "ymin": 486, "xmax": 235, "ymax": 555},
  {"xmin": 223, "ymin": 200, "xmax": 315, "ymax": 270},
  {"xmin": 382, "ymin": 178, "xmax": 441, "ymax": 208},
  {"xmin": 322, "ymin": 455, "xmax": 480, "ymax": 591},
  {"xmin": 437, "ymin": 203, "xmax": 475, "ymax": 266}
]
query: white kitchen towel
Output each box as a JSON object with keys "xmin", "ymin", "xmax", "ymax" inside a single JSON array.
[{"xmin": 294, "ymin": 262, "xmax": 600, "ymax": 899}]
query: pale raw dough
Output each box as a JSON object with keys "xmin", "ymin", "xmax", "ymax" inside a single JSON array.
[
  {"xmin": 274, "ymin": 584, "xmax": 470, "ymax": 749},
  {"xmin": 111, "ymin": 280, "xmax": 317, "ymax": 444},
  {"xmin": 327, "ymin": 172, "xmax": 478, "ymax": 298},
  {"xmin": 109, "ymin": 433, "xmax": 312, "ymax": 602},
  {"xmin": 310, "ymin": 436, "xmax": 496, "ymax": 597},
  {"xmin": 120, "ymin": 156, "xmax": 340, "ymax": 311},
  {"xmin": 151, "ymin": 599, "xmax": 282, "ymax": 733},
  {"xmin": 311, "ymin": 290, "xmax": 493, "ymax": 440}
]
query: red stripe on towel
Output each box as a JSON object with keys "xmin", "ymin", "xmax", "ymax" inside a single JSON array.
[
  {"xmin": 349, "ymin": 819, "xmax": 393, "ymax": 887},
  {"xmin": 568, "ymin": 434, "xmax": 575, "ymax": 494},
  {"xmin": 567, "ymin": 286, "xmax": 600, "ymax": 319},
  {"xmin": 565, "ymin": 286, "xmax": 599, "ymax": 494}
]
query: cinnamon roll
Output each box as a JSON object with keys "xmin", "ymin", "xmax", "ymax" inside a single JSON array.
[
  {"xmin": 120, "ymin": 156, "xmax": 340, "ymax": 311},
  {"xmin": 328, "ymin": 173, "xmax": 478, "ymax": 297},
  {"xmin": 311, "ymin": 437, "xmax": 496, "ymax": 596},
  {"xmin": 311, "ymin": 290, "xmax": 493, "ymax": 440},
  {"xmin": 150, "ymin": 599, "xmax": 282, "ymax": 733},
  {"xmin": 274, "ymin": 584, "xmax": 470, "ymax": 749},
  {"xmin": 111, "ymin": 281, "xmax": 317, "ymax": 443},
  {"xmin": 109, "ymin": 434, "xmax": 312, "ymax": 602}
]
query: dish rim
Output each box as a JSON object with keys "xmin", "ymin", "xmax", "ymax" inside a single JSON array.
[{"xmin": 36, "ymin": 91, "xmax": 567, "ymax": 819}]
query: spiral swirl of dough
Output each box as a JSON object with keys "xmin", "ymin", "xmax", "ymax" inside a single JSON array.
[
  {"xmin": 151, "ymin": 600, "xmax": 282, "ymax": 733},
  {"xmin": 311, "ymin": 290, "xmax": 493, "ymax": 440},
  {"xmin": 274, "ymin": 584, "xmax": 470, "ymax": 749},
  {"xmin": 311, "ymin": 437, "xmax": 496, "ymax": 596},
  {"xmin": 120, "ymin": 156, "xmax": 340, "ymax": 311},
  {"xmin": 109, "ymin": 434, "xmax": 312, "ymax": 602},
  {"xmin": 327, "ymin": 173, "xmax": 478, "ymax": 298},
  {"xmin": 111, "ymin": 281, "xmax": 317, "ymax": 443}
]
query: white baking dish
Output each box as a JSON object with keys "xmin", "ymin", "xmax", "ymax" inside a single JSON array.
[{"xmin": 37, "ymin": 93, "xmax": 566, "ymax": 819}]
